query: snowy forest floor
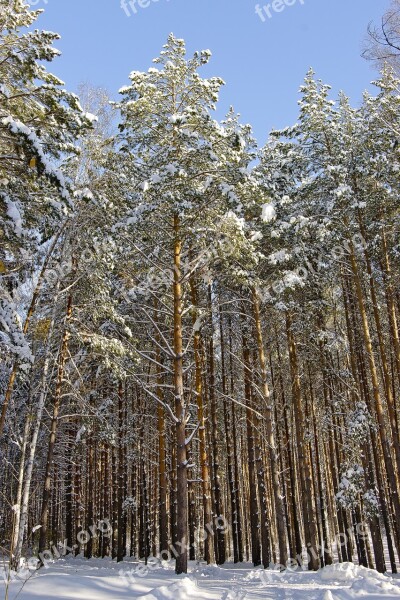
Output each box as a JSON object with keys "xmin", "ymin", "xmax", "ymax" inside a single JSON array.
[{"xmin": 2, "ymin": 556, "xmax": 400, "ymax": 600}]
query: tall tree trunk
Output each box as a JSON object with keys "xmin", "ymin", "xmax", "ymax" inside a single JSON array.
[
  {"xmin": 286, "ymin": 311, "xmax": 320, "ymax": 570},
  {"xmin": 11, "ymin": 405, "xmax": 31, "ymax": 562},
  {"xmin": 117, "ymin": 381, "xmax": 125, "ymax": 562},
  {"xmin": 253, "ymin": 290, "xmax": 287, "ymax": 568},
  {"xmin": 274, "ymin": 332, "xmax": 302, "ymax": 559},
  {"xmin": 13, "ymin": 282, "xmax": 60, "ymax": 566},
  {"xmin": 173, "ymin": 215, "xmax": 188, "ymax": 575},
  {"xmin": 220, "ymin": 311, "xmax": 240, "ymax": 564},
  {"xmin": 65, "ymin": 426, "xmax": 75, "ymax": 554},
  {"xmin": 39, "ymin": 294, "xmax": 73, "ymax": 554},
  {"xmin": 207, "ymin": 285, "xmax": 225, "ymax": 565},
  {"xmin": 190, "ymin": 281, "xmax": 213, "ymax": 563},
  {"xmin": 242, "ymin": 327, "xmax": 261, "ymax": 567}
]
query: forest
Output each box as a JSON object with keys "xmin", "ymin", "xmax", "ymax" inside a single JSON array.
[{"xmin": 1, "ymin": 1, "xmax": 400, "ymax": 599}]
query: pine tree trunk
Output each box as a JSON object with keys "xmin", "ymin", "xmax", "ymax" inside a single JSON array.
[
  {"xmin": 307, "ymin": 364, "xmax": 331, "ymax": 566},
  {"xmin": 189, "ymin": 281, "xmax": 213, "ymax": 563},
  {"xmin": 242, "ymin": 328, "xmax": 261, "ymax": 567},
  {"xmin": 286, "ymin": 311, "xmax": 320, "ymax": 570},
  {"xmin": 38, "ymin": 293, "xmax": 72, "ymax": 555},
  {"xmin": 10, "ymin": 278, "xmax": 60, "ymax": 567},
  {"xmin": 253, "ymin": 290, "xmax": 287, "ymax": 568},
  {"xmin": 220, "ymin": 312, "xmax": 241, "ymax": 563},
  {"xmin": 65, "ymin": 426, "xmax": 74, "ymax": 554},
  {"xmin": 228, "ymin": 318, "xmax": 244, "ymax": 563},
  {"xmin": 207, "ymin": 286, "xmax": 225, "ymax": 565},
  {"xmin": 11, "ymin": 408, "xmax": 31, "ymax": 561},
  {"xmin": 173, "ymin": 215, "xmax": 188, "ymax": 575},
  {"xmin": 102, "ymin": 445, "xmax": 111, "ymax": 558},
  {"xmin": 117, "ymin": 381, "xmax": 125, "ymax": 562},
  {"xmin": 111, "ymin": 445, "xmax": 118, "ymax": 559},
  {"xmin": 153, "ymin": 313, "xmax": 169, "ymax": 557},
  {"xmin": 274, "ymin": 333, "xmax": 302, "ymax": 559}
]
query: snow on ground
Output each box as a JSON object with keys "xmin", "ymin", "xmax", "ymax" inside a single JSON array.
[{"xmin": 1, "ymin": 557, "xmax": 400, "ymax": 600}]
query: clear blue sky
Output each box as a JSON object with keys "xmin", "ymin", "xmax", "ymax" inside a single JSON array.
[{"xmin": 35, "ymin": 0, "xmax": 388, "ymax": 145}]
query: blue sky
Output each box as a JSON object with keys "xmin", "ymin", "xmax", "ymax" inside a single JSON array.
[{"xmin": 35, "ymin": 0, "xmax": 387, "ymax": 145}]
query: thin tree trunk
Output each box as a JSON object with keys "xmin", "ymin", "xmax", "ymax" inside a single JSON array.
[
  {"xmin": 190, "ymin": 281, "xmax": 213, "ymax": 563},
  {"xmin": 39, "ymin": 294, "xmax": 73, "ymax": 554},
  {"xmin": 207, "ymin": 285, "xmax": 225, "ymax": 565},
  {"xmin": 173, "ymin": 215, "xmax": 188, "ymax": 575},
  {"xmin": 13, "ymin": 283, "xmax": 60, "ymax": 567},
  {"xmin": 117, "ymin": 381, "xmax": 125, "ymax": 562},
  {"xmin": 11, "ymin": 406, "xmax": 31, "ymax": 561},
  {"xmin": 286, "ymin": 311, "xmax": 320, "ymax": 570},
  {"xmin": 242, "ymin": 327, "xmax": 261, "ymax": 567},
  {"xmin": 253, "ymin": 290, "xmax": 287, "ymax": 568},
  {"xmin": 220, "ymin": 311, "xmax": 240, "ymax": 564}
]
